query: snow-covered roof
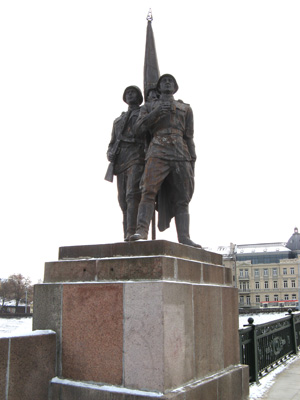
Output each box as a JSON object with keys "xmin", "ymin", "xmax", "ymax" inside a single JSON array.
[
  {"xmin": 205, "ymin": 242, "xmax": 291, "ymax": 257},
  {"xmin": 204, "ymin": 244, "xmax": 236, "ymax": 256},
  {"xmin": 237, "ymin": 242, "xmax": 289, "ymax": 254}
]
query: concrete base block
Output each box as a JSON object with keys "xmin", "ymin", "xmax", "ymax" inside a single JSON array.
[
  {"xmin": 0, "ymin": 331, "xmax": 56, "ymax": 400},
  {"xmin": 33, "ymin": 240, "xmax": 248, "ymax": 400},
  {"xmin": 49, "ymin": 365, "xmax": 249, "ymax": 400}
]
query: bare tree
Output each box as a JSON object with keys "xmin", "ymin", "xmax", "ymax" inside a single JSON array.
[
  {"xmin": 0, "ymin": 279, "xmax": 11, "ymax": 311},
  {"xmin": 6, "ymin": 274, "xmax": 33, "ymax": 309}
]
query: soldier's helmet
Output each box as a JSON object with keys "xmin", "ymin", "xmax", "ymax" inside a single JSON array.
[
  {"xmin": 156, "ymin": 74, "xmax": 179, "ymax": 94},
  {"xmin": 123, "ymin": 86, "xmax": 143, "ymax": 105}
]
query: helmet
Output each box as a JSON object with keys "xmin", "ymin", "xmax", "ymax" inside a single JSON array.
[
  {"xmin": 123, "ymin": 86, "xmax": 143, "ymax": 105},
  {"xmin": 156, "ymin": 74, "xmax": 179, "ymax": 94}
]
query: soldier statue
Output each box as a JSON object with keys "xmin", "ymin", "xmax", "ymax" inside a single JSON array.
[
  {"xmin": 106, "ymin": 86, "xmax": 145, "ymax": 241},
  {"xmin": 130, "ymin": 74, "xmax": 201, "ymax": 248}
]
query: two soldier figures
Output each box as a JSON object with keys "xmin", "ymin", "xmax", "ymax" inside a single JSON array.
[{"xmin": 106, "ymin": 74, "xmax": 201, "ymax": 248}]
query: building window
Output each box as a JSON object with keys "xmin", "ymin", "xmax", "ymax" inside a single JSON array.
[
  {"xmin": 256, "ymin": 295, "xmax": 260, "ymax": 303},
  {"xmin": 290, "ymin": 267, "xmax": 295, "ymax": 275},
  {"xmin": 254, "ymin": 269, "xmax": 259, "ymax": 278},
  {"xmin": 265, "ymin": 281, "xmax": 269, "ymax": 289},
  {"xmin": 283, "ymin": 268, "xmax": 287, "ymax": 275},
  {"xmin": 239, "ymin": 282, "xmax": 243, "ymax": 290},
  {"xmin": 239, "ymin": 269, "xmax": 244, "ymax": 277},
  {"xmin": 265, "ymin": 295, "xmax": 269, "ymax": 302},
  {"xmin": 274, "ymin": 294, "xmax": 278, "ymax": 301},
  {"xmin": 274, "ymin": 281, "xmax": 278, "ymax": 289},
  {"xmin": 255, "ymin": 282, "xmax": 260, "ymax": 289},
  {"xmin": 272, "ymin": 268, "xmax": 277, "ymax": 277},
  {"xmin": 246, "ymin": 296, "xmax": 251, "ymax": 305},
  {"xmin": 284, "ymin": 280, "xmax": 288, "ymax": 288},
  {"xmin": 263, "ymin": 269, "xmax": 268, "ymax": 277},
  {"xmin": 292, "ymin": 280, "xmax": 296, "ymax": 288},
  {"xmin": 245, "ymin": 269, "xmax": 249, "ymax": 278},
  {"xmin": 284, "ymin": 294, "xmax": 289, "ymax": 301},
  {"xmin": 240, "ymin": 296, "xmax": 244, "ymax": 304},
  {"xmin": 292, "ymin": 294, "xmax": 297, "ymax": 300}
]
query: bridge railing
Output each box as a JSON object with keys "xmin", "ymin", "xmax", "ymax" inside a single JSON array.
[{"xmin": 239, "ymin": 309, "xmax": 300, "ymax": 383}]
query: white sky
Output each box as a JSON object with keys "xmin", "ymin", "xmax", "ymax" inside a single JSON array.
[{"xmin": 1, "ymin": 1, "xmax": 299, "ymax": 283}]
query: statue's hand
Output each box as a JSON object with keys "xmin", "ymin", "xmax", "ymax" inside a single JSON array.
[
  {"xmin": 160, "ymin": 101, "xmax": 172, "ymax": 113},
  {"xmin": 107, "ymin": 152, "xmax": 115, "ymax": 162},
  {"xmin": 153, "ymin": 102, "xmax": 172, "ymax": 118}
]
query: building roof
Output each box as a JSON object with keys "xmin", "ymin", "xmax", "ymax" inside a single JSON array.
[
  {"xmin": 286, "ymin": 227, "xmax": 300, "ymax": 251},
  {"xmin": 237, "ymin": 242, "xmax": 289, "ymax": 254}
]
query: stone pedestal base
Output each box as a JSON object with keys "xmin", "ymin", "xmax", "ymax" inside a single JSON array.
[
  {"xmin": 33, "ymin": 240, "xmax": 248, "ymax": 400},
  {"xmin": 50, "ymin": 364, "xmax": 249, "ymax": 400}
]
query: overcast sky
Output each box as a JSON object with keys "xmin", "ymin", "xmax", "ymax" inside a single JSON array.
[{"xmin": 1, "ymin": 1, "xmax": 299, "ymax": 283}]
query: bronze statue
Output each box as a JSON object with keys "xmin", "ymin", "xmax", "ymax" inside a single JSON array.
[
  {"xmin": 130, "ymin": 74, "xmax": 201, "ymax": 248},
  {"xmin": 106, "ymin": 86, "xmax": 145, "ymax": 241}
]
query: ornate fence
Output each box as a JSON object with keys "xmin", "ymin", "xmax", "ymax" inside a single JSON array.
[{"xmin": 239, "ymin": 310, "xmax": 300, "ymax": 383}]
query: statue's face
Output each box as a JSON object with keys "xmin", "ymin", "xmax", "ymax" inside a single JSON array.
[
  {"xmin": 125, "ymin": 89, "xmax": 139, "ymax": 105},
  {"xmin": 159, "ymin": 76, "xmax": 175, "ymax": 94}
]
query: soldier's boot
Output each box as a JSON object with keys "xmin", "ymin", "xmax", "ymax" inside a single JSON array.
[
  {"xmin": 124, "ymin": 204, "xmax": 139, "ymax": 241},
  {"xmin": 175, "ymin": 213, "xmax": 202, "ymax": 248},
  {"xmin": 130, "ymin": 202, "xmax": 154, "ymax": 241}
]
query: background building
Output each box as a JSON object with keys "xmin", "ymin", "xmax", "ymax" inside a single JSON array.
[{"xmin": 210, "ymin": 228, "xmax": 300, "ymax": 310}]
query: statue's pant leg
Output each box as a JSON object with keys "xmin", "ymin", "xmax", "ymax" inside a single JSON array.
[
  {"xmin": 117, "ymin": 172, "xmax": 127, "ymax": 239},
  {"xmin": 170, "ymin": 162, "xmax": 201, "ymax": 247},
  {"xmin": 136, "ymin": 158, "xmax": 171, "ymax": 237},
  {"xmin": 125, "ymin": 164, "xmax": 144, "ymax": 239}
]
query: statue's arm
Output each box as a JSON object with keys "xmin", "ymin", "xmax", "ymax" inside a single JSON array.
[
  {"xmin": 136, "ymin": 102, "xmax": 161, "ymax": 134},
  {"xmin": 184, "ymin": 106, "xmax": 197, "ymax": 163},
  {"xmin": 107, "ymin": 123, "xmax": 117, "ymax": 162}
]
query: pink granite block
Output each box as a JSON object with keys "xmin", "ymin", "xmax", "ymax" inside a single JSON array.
[
  {"xmin": 222, "ymin": 287, "xmax": 240, "ymax": 367},
  {"xmin": 96, "ymin": 257, "xmax": 165, "ymax": 281},
  {"xmin": 163, "ymin": 282, "xmax": 194, "ymax": 390},
  {"xmin": 185, "ymin": 379, "xmax": 218, "ymax": 400},
  {"xmin": 44, "ymin": 260, "xmax": 97, "ymax": 282},
  {"xmin": 124, "ymin": 282, "xmax": 164, "ymax": 391},
  {"xmin": 193, "ymin": 285, "xmax": 224, "ymax": 378},
  {"xmin": 176, "ymin": 258, "xmax": 201, "ymax": 283},
  {"xmin": 224, "ymin": 266, "xmax": 233, "ymax": 285},
  {"xmin": 8, "ymin": 332, "xmax": 56, "ymax": 400},
  {"xmin": 218, "ymin": 366, "xmax": 244, "ymax": 400},
  {"xmin": 62, "ymin": 283, "xmax": 123, "ymax": 384},
  {"xmin": 0, "ymin": 338, "xmax": 9, "ymax": 398},
  {"xmin": 202, "ymin": 264, "xmax": 224, "ymax": 285},
  {"xmin": 241, "ymin": 364, "xmax": 250, "ymax": 399}
]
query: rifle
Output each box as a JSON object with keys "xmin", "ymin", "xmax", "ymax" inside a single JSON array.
[
  {"xmin": 104, "ymin": 136, "xmax": 122, "ymax": 182},
  {"xmin": 104, "ymin": 110, "xmax": 132, "ymax": 183}
]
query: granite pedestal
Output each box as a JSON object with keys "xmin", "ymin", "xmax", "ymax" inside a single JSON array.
[{"xmin": 33, "ymin": 240, "xmax": 249, "ymax": 400}]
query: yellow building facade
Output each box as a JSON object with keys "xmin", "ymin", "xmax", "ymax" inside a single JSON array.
[{"xmin": 220, "ymin": 228, "xmax": 300, "ymax": 310}]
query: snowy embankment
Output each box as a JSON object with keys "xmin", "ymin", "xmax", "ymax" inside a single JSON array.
[
  {"xmin": 0, "ymin": 317, "xmax": 33, "ymax": 336},
  {"xmin": 239, "ymin": 311, "xmax": 292, "ymax": 329},
  {"xmin": 0, "ymin": 312, "xmax": 290, "ymax": 336}
]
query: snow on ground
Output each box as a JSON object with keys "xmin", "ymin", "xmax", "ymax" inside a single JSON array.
[
  {"xmin": 248, "ymin": 354, "xmax": 300, "ymax": 399},
  {"xmin": 0, "ymin": 317, "xmax": 32, "ymax": 336},
  {"xmin": 238, "ymin": 312, "xmax": 297, "ymax": 329},
  {"xmin": 1, "ymin": 312, "xmax": 297, "ymax": 335}
]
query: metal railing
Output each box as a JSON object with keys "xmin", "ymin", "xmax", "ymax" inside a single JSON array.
[{"xmin": 239, "ymin": 310, "xmax": 300, "ymax": 383}]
